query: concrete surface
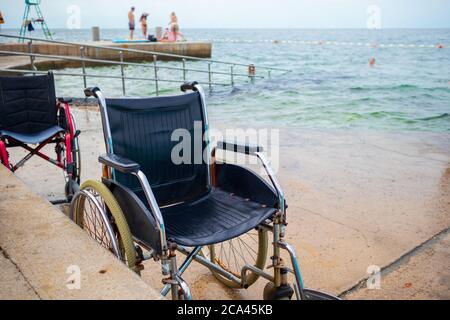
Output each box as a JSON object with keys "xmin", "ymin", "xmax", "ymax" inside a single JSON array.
[
  {"xmin": 0, "ymin": 165, "xmax": 162, "ymax": 300},
  {"xmin": 344, "ymin": 228, "xmax": 450, "ymax": 300},
  {"xmin": 0, "ymin": 249, "xmax": 39, "ymax": 300},
  {"xmin": 5, "ymin": 106, "xmax": 450, "ymax": 300},
  {"xmin": 0, "ymin": 55, "xmax": 63, "ymax": 70}
]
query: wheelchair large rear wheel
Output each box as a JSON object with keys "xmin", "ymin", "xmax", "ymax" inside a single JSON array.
[
  {"xmin": 64, "ymin": 114, "xmax": 81, "ymax": 197},
  {"xmin": 203, "ymin": 227, "xmax": 268, "ymax": 289},
  {"xmin": 70, "ymin": 180, "xmax": 137, "ymax": 271},
  {"xmin": 70, "ymin": 113, "xmax": 81, "ymax": 184}
]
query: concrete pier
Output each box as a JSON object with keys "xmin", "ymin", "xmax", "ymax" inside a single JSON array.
[
  {"xmin": 0, "ymin": 165, "xmax": 163, "ymax": 300},
  {"xmin": 0, "ymin": 40, "xmax": 212, "ymax": 71}
]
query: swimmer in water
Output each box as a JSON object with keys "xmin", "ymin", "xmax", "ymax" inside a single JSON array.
[{"xmin": 369, "ymin": 57, "xmax": 376, "ymax": 67}]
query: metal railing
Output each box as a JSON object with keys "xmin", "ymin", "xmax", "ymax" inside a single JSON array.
[{"xmin": 0, "ymin": 34, "xmax": 290, "ymax": 96}]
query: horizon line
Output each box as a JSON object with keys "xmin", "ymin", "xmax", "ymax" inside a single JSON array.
[{"xmin": 1, "ymin": 27, "xmax": 450, "ymax": 30}]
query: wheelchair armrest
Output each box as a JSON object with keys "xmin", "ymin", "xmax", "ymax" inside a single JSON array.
[
  {"xmin": 216, "ymin": 140, "xmax": 264, "ymax": 155},
  {"xmin": 98, "ymin": 154, "xmax": 140, "ymax": 174}
]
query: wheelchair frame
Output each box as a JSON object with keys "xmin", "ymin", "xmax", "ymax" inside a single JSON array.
[
  {"xmin": 0, "ymin": 80, "xmax": 81, "ymax": 203},
  {"xmin": 78, "ymin": 83, "xmax": 336, "ymax": 300},
  {"xmin": 0, "ymin": 101, "xmax": 75, "ymax": 171}
]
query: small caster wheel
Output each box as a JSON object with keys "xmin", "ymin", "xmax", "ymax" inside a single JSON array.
[
  {"xmin": 263, "ymin": 282, "xmax": 294, "ymax": 300},
  {"xmin": 65, "ymin": 179, "xmax": 80, "ymax": 201}
]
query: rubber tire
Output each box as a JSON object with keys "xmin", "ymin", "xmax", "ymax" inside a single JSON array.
[
  {"xmin": 70, "ymin": 114, "xmax": 81, "ymax": 184},
  {"xmin": 208, "ymin": 228, "xmax": 268, "ymax": 289},
  {"xmin": 72, "ymin": 180, "xmax": 137, "ymax": 270}
]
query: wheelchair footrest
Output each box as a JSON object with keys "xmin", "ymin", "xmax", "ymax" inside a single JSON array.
[
  {"xmin": 50, "ymin": 199, "xmax": 70, "ymax": 205},
  {"xmin": 302, "ymin": 289, "xmax": 340, "ymax": 300}
]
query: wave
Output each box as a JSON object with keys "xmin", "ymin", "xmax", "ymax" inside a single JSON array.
[
  {"xmin": 350, "ymin": 84, "xmax": 419, "ymax": 92},
  {"xmin": 417, "ymin": 113, "xmax": 450, "ymax": 121},
  {"xmin": 350, "ymin": 84, "xmax": 450, "ymax": 94}
]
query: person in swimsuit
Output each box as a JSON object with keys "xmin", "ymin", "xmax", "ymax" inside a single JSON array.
[
  {"xmin": 171, "ymin": 23, "xmax": 185, "ymax": 42},
  {"xmin": 168, "ymin": 12, "xmax": 185, "ymax": 42},
  {"xmin": 170, "ymin": 12, "xmax": 178, "ymax": 25},
  {"xmin": 140, "ymin": 13, "xmax": 149, "ymax": 39},
  {"xmin": 128, "ymin": 7, "xmax": 136, "ymax": 40}
]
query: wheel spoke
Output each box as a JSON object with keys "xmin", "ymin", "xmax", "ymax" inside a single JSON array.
[
  {"xmin": 80, "ymin": 192, "xmax": 116, "ymax": 254},
  {"xmin": 229, "ymin": 239, "xmax": 240, "ymax": 275},
  {"xmin": 238, "ymin": 236, "xmax": 257, "ymax": 260},
  {"xmin": 235, "ymin": 237, "xmax": 248, "ymax": 266}
]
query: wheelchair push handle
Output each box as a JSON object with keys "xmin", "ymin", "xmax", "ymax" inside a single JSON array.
[
  {"xmin": 84, "ymin": 87, "xmax": 101, "ymax": 98},
  {"xmin": 180, "ymin": 82, "xmax": 199, "ymax": 92},
  {"xmin": 57, "ymin": 97, "xmax": 73, "ymax": 104}
]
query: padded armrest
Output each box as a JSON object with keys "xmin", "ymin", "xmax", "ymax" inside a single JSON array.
[
  {"xmin": 216, "ymin": 140, "xmax": 263, "ymax": 155},
  {"xmin": 98, "ymin": 154, "xmax": 140, "ymax": 174}
]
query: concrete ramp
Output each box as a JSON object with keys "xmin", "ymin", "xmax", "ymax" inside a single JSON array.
[{"xmin": 0, "ymin": 166, "xmax": 162, "ymax": 300}]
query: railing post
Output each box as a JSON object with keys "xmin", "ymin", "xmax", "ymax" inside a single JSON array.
[
  {"xmin": 153, "ymin": 55, "xmax": 159, "ymax": 96},
  {"xmin": 119, "ymin": 50, "xmax": 126, "ymax": 96},
  {"xmin": 80, "ymin": 46, "xmax": 87, "ymax": 89},
  {"xmin": 182, "ymin": 58, "xmax": 186, "ymax": 81},
  {"xmin": 230, "ymin": 65, "xmax": 234, "ymax": 87},
  {"xmin": 208, "ymin": 62, "xmax": 212, "ymax": 91},
  {"xmin": 27, "ymin": 40, "xmax": 36, "ymax": 73}
]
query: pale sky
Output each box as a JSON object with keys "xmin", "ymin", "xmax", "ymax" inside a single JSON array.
[{"xmin": 1, "ymin": 0, "xmax": 449, "ymax": 29}]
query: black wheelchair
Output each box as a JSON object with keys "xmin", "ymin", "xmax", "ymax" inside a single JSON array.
[
  {"xmin": 0, "ymin": 72, "xmax": 81, "ymax": 201},
  {"xmin": 70, "ymin": 82, "xmax": 337, "ymax": 300}
]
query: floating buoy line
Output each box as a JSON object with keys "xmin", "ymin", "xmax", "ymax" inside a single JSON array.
[{"xmin": 194, "ymin": 38, "xmax": 446, "ymax": 49}]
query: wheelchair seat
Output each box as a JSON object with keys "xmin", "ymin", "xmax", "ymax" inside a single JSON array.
[
  {"xmin": 162, "ymin": 188, "xmax": 276, "ymax": 246},
  {"xmin": 0, "ymin": 73, "xmax": 81, "ymax": 200},
  {"xmin": 0, "ymin": 73, "xmax": 61, "ymax": 144},
  {"xmin": 0, "ymin": 125, "xmax": 64, "ymax": 144}
]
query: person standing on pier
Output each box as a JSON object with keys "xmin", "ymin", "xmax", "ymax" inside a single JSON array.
[
  {"xmin": 140, "ymin": 13, "xmax": 149, "ymax": 39},
  {"xmin": 128, "ymin": 7, "xmax": 136, "ymax": 40},
  {"xmin": 169, "ymin": 12, "xmax": 178, "ymax": 25},
  {"xmin": 168, "ymin": 12, "xmax": 185, "ymax": 42}
]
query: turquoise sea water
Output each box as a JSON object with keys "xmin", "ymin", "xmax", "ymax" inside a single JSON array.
[{"xmin": 1, "ymin": 28, "xmax": 450, "ymax": 132}]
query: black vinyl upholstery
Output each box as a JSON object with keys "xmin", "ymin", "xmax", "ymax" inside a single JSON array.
[
  {"xmin": 163, "ymin": 186, "xmax": 277, "ymax": 247},
  {"xmin": 103, "ymin": 178, "xmax": 162, "ymax": 253},
  {"xmin": 104, "ymin": 93, "xmax": 279, "ymax": 248},
  {"xmin": 106, "ymin": 92, "xmax": 208, "ymax": 207},
  {"xmin": 0, "ymin": 73, "xmax": 57, "ymax": 134},
  {"xmin": 103, "ymin": 163, "xmax": 278, "ymax": 249},
  {"xmin": 0, "ymin": 125, "xmax": 64, "ymax": 144}
]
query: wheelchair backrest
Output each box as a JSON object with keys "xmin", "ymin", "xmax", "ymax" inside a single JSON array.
[
  {"xmin": 105, "ymin": 92, "xmax": 209, "ymax": 206},
  {"xmin": 0, "ymin": 73, "xmax": 57, "ymax": 134}
]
